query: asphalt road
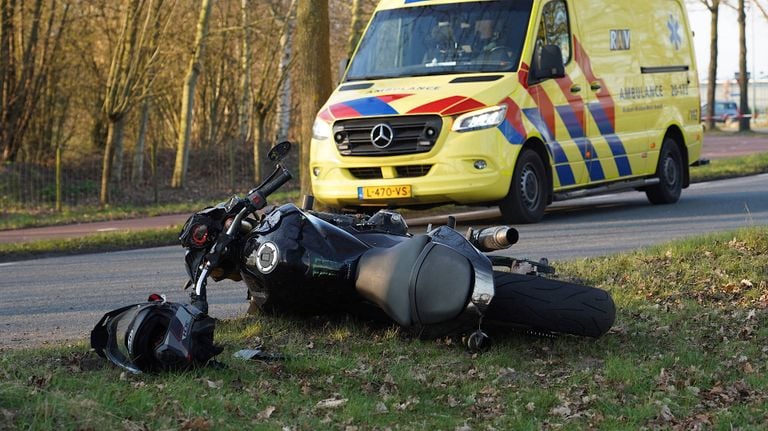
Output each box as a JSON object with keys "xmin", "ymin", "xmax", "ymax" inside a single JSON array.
[{"xmin": 1, "ymin": 174, "xmax": 766, "ymax": 349}]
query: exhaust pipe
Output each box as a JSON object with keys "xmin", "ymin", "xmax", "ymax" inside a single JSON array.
[{"xmin": 470, "ymin": 226, "xmax": 519, "ymax": 252}]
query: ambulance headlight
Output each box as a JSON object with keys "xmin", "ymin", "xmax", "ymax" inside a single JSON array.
[
  {"xmin": 452, "ymin": 105, "xmax": 508, "ymax": 132},
  {"xmin": 312, "ymin": 118, "xmax": 331, "ymax": 140}
]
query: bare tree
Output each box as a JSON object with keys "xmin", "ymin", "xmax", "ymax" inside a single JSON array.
[
  {"xmin": 236, "ymin": 0, "xmax": 253, "ymax": 191},
  {"xmin": 345, "ymin": 0, "xmax": 366, "ymax": 58},
  {"xmin": 696, "ymin": 0, "xmax": 721, "ymax": 130},
  {"xmin": 737, "ymin": 0, "xmax": 750, "ymax": 131},
  {"xmin": 100, "ymin": 0, "xmax": 167, "ymax": 205},
  {"xmin": 294, "ymin": 0, "xmax": 332, "ymax": 195},
  {"xmin": 0, "ymin": 0, "xmax": 70, "ymax": 163},
  {"xmin": 756, "ymin": 0, "xmax": 768, "ymax": 19},
  {"xmin": 131, "ymin": 0, "xmax": 166, "ymax": 185},
  {"xmin": 250, "ymin": 0, "xmax": 296, "ymax": 184},
  {"xmin": 274, "ymin": 3, "xmax": 295, "ymax": 143},
  {"xmin": 171, "ymin": 0, "xmax": 213, "ymax": 189}
]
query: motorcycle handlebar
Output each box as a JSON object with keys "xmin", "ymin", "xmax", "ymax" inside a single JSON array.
[
  {"xmin": 260, "ymin": 167, "xmax": 293, "ymax": 197},
  {"xmin": 245, "ymin": 167, "xmax": 293, "ymax": 210},
  {"xmin": 470, "ymin": 226, "xmax": 519, "ymax": 252}
]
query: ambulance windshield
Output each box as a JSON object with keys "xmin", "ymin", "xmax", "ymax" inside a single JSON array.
[{"xmin": 346, "ymin": 0, "xmax": 533, "ymax": 81}]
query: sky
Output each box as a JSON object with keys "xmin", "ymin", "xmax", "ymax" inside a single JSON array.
[{"xmin": 686, "ymin": 2, "xmax": 768, "ymax": 81}]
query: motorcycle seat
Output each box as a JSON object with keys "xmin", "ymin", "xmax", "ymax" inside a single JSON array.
[{"xmin": 355, "ymin": 235, "xmax": 473, "ymax": 326}]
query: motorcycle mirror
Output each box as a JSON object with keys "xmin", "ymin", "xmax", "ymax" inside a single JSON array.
[{"xmin": 268, "ymin": 141, "xmax": 291, "ymax": 163}]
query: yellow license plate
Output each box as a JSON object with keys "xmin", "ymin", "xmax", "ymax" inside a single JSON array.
[{"xmin": 358, "ymin": 185, "xmax": 412, "ymax": 200}]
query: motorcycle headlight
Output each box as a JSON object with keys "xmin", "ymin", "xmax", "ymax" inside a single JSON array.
[
  {"xmin": 312, "ymin": 118, "xmax": 331, "ymax": 140},
  {"xmin": 452, "ymin": 105, "xmax": 508, "ymax": 132}
]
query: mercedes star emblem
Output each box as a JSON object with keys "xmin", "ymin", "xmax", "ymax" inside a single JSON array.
[{"xmin": 370, "ymin": 123, "xmax": 394, "ymax": 148}]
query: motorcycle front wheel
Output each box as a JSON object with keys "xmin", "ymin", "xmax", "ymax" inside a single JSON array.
[{"xmin": 485, "ymin": 272, "xmax": 616, "ymax": 338}]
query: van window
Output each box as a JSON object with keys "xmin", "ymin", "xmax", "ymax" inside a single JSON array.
[
  {"xmin": 346, "ymin": 0, "xmax": 533, "ymax": 81},
  {"xmin": 534, "ymin": 0, "xmax": 571, "ymax": 65}
]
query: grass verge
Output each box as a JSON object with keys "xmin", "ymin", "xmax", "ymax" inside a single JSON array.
[
  {"xmin": 1, "ymin": 227, "xmax": 766, "ymax": 430},
  {"xmin": 0, "ymin": 190, "xmax": 300, "ymax": 231},
  {"xmin": 0, "ymin": 202, "xmax": 202, "ymax": 231},
  {"xmin": 0, "ymin": 226, "xmax": 180, "ymax": 262},
  {"xmin": 690, "ymin": 152, "xmax": 768, "ymax": 183}
]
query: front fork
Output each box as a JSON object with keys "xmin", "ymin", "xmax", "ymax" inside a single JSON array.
[{"xmin": 189, "ymin": 264, "xmax": 211, "ymax": 314}]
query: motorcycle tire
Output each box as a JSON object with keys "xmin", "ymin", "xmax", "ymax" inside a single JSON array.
[{"xmin": 485, "ymin": 271, "xmax": 615, "ymax": 338}]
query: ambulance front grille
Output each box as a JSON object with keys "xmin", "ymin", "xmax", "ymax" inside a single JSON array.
[
  {"xmin": 332, "ymin": 115, "xmax": 442, "ymax": 156},
  {"xmin": 348, "ymin": 167, "xmax": 383, "ymax": 179},
  {"xmin": 396, "ymin": 165, "xmax": 432, "ymax": 177},
  {"xmin": 347, "ymin": 165, "xmax": 433, "ymax": 180}
]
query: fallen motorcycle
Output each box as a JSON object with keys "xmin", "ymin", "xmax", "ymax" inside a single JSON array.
[{"xmin": 92, "ymin": 141, "xmax": 615, "ymax": 372}]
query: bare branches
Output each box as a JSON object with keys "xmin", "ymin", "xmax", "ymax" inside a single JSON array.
[
  {"xmin": 101, "ymin": 0, "xmax": 173, "ymax": 204},
  {"xmin": 755, "ymin": 0, "xmax": 768, "ymax": 20},
  {"xmin": 1, "ymin": 0, "xmax": 72, "ymax": 162},
  {"xmin": 171, "ymin": 0, "xmax": 213, "ymax": 189}
]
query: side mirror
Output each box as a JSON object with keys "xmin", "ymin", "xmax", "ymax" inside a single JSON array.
[
  {"xmin": 531, "ymin": 44, "xmax": 565, "ymax": 82},
  {"xmin": 268, "ymin": 141, "xmax": 291, "ymax": 163}
]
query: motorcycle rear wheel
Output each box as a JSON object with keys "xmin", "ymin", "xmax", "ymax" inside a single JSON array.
[{"xmin": 486, "ymin": 272, "xmax": 616, "ymax": 338}]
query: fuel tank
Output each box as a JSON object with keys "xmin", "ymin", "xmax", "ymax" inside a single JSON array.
[{"xmin": 241, "ymin": 204, "xmax": 408, "ymax": 313}]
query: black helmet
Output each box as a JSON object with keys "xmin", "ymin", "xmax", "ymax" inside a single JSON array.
[{"xmin": 91, "ymin": 296, "xmax": 222, "ymax": 373}]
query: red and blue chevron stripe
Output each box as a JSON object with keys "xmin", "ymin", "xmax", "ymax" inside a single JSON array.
[
  {"xmin": 497, "ymin": 97, "xmax": 527, "ymax": 145},
  {"xmin": 519, "ymin": 63, "xmax": 577, "ymax": 186},
  {"xmin": 573, "ymin": 36, "xmax": 632, "ymax": 177},
  {"xmin": 327, "ymin": 94, "xmax": 412, "ymax": 118}
]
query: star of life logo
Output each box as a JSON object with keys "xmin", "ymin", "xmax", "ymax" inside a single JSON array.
[{"xmin": 667, "ymin": 15, "xmax": 682, "ymax": 50}]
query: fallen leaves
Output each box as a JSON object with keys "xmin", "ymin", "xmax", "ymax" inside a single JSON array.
[
  {"xmin": 179, "ymin": 417, "xmax": 212, "ymax": 431},
  {"xmin": 701, "ymin": 380, "xmax": 753, "ymax": 409},
  {"xmin": 26, "ymin": 374, "xmax": 52, "ymax": 391},
  {"xmin": 204, "ymin": 379, "xmax": 223, "ymax": 389},
  {"xmin": 1, "ymin": 408, "xmax": 17, "ymax": 425},
  {"xmin": 374, "ymin": 401, "xmax": 388, "ymax": 413},
  {"xmin": 314, "ymin": 397, "xmax": 348, "ymax": 410},
  {"xmin": 256, "ymin": 405, "xmax": 276, "ymax": 420}
]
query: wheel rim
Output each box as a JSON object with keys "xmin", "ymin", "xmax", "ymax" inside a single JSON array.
[
  {"xmin": 519, "ymin": 163, "xmax": 540, "ymax": 210},
  {"xmin": 662, "ymin": 154, "xmax": 679, "ymax": 188}
]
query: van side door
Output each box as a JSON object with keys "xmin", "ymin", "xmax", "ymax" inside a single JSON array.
[
  {"xmin": 525, "ymin": 0, "xmax": 589, "ymax": 189},
  {"xmin": 570, "ymin": 0, "xmax": 651, "ymax": 180}
]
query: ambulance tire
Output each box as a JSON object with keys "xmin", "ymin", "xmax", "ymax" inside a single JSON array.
[
  {"xmin": 500, "ymin": 149, "xmax": 547, "ymax": 224},
  {"xmin": 486, "ymin": 271, "xmax": 616, "ymax": 338},
  {"xmin": 646, "ymin": 139, "xmax": 683, "ymax": 205}
]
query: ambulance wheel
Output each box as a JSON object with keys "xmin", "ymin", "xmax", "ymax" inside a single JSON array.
[
  {"xmin": 500, "ymin": 149, "xmax": 547, "ymax": 224},
  {"xmin": 646, "ymin": 139, "xmax": 682, "ymax": 205}
]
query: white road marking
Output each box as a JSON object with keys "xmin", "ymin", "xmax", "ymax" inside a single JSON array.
[
  {"xmin": 96, "ymin": 228, "xmax": 118, "ymax": 232},
  {"xmin": 0, "ymin": 262, "xmax": 17, "ymax": 267}
]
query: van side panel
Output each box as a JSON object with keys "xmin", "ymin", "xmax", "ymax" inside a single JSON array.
[
  {"xmin": 570, "ymin": 0, "xmax": 701, "ymax": 174},
  {"xmin": 517, "ymin": 0, "xmax": 592, "ymax": 189},
  {"xmin": 569, "ymin": 0, "xmax": 661, "ymax": 178}
]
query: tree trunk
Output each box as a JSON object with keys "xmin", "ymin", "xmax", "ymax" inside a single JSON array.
[
  {"xmin": 0, "ymin": 0, "xmax": 12, "ymax": 157},
  {"xmin": 737, "ymin": 0, "xmax": 750, "ymax": 132},
  {"xmin": 705, "ymin": 1, "xmax": 719, "ymax": 131},
  {"xmin": 100, "ymin": 114, "xmax": 126, "ymax": 206},
  {"xmin": 253, "ymin": 112, "xmax": 268, "ymax": 184},
  {"xmin": 346, "ymin": 0, "xmax": 366, "ymax": 59},
  {"xmin": 0, "ymin": 0, "xmax": 45, "ymax": 163},
  {"xmin": 132, "ymin": 98, "xmax": 150, "ymax": 184},
  {"xmin": 239, "ymin": 0, "xmax": 253, "ymax": 186},
  {"xmin": 100, "ymin": 0, "xmax": 165, "ymax": 204},
  {"xmin": 55, "ymin": 144, "xmax": 62, "ymax": 212},
  {"xmin": 295, "ymin": 0, "xmax": 332, "ymax": 195},
  {"xmin": 275, "ymin": 8, "xmax": 294, "ymax": 142},
  {"xmin": 151, "ymin": 133, "xmax": 159, "ymax": 204},
  {"xmin": 172, "ymin": 0, "xmax": 213, "ymax": 188}
]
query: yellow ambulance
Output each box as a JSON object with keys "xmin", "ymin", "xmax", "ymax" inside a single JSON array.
[{"xmin": 309, "ymin": 0, "xmax": 702, "ymax": 223}]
